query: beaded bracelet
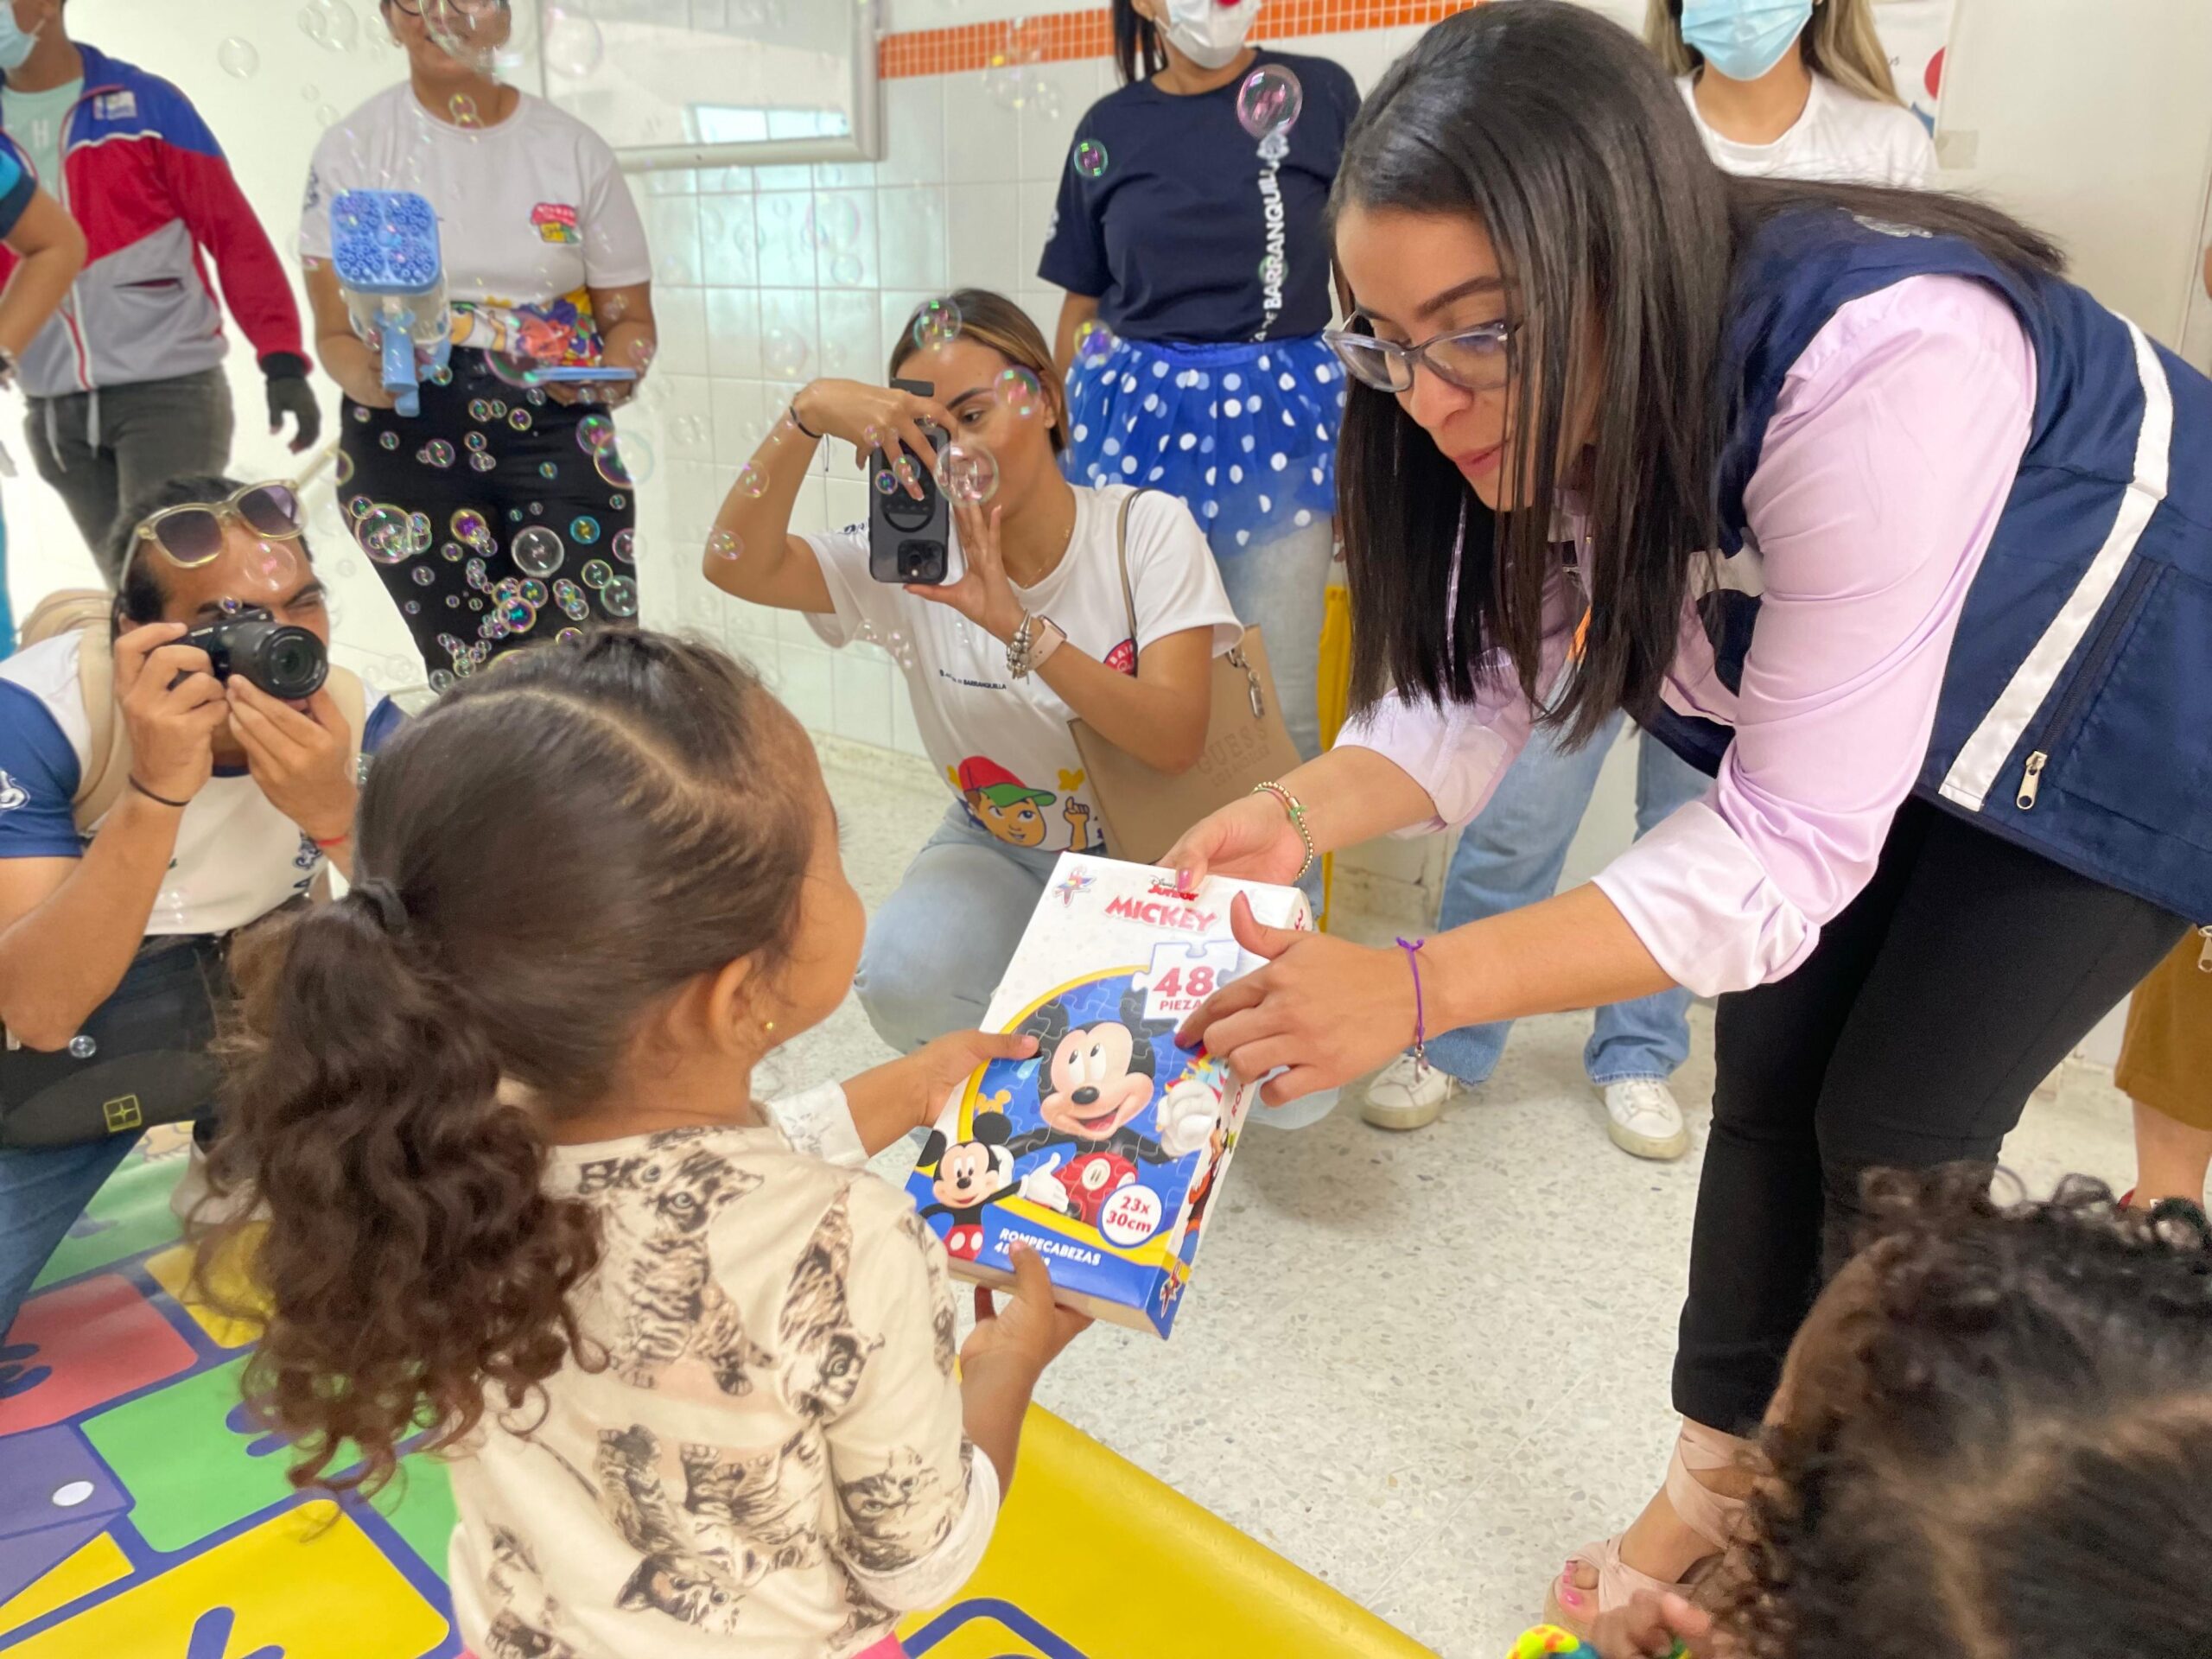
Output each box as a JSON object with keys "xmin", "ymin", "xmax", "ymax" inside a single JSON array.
[{"xmin": 1250, "ymin": 780, "xmax": 1315, "ymax": 882}]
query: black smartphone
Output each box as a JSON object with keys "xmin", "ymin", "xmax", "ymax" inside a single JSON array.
[{"xmin": 868, "ymin": 376, "xmax": 954, "ymax": 586}]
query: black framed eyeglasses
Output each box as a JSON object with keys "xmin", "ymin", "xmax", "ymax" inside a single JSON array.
[
  {"xmin": 132, "ymin": 483, "xmax": 306, "ymax": 568},
  {"xmin": 1324, "ymin": 318, "xmax": 1518, "ymax": 394}
]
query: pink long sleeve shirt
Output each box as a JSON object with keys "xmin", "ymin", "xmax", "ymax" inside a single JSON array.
[{"xmin": 1339, "ymin": 275, "xmax": 2038, "ymax": 996}]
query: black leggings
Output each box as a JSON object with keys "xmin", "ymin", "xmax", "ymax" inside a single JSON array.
[
  {"xmin": 1674, "ymin": 797, "xmax": 2187, "ymax": 1433},
  {"xmin": 338, "ymin": 349, "xmax": 638, "ymax": 680}
]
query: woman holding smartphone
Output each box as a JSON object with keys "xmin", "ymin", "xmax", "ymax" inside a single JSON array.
[
  {"xmin": 299, "ymin": 0, "xmax": 655, "ymax": 682},
  {"xmin": 704, "ymin": 291, "xmax": 1239, "ymax": 1057},
  {"xmin": 1171, "ymin": 3, "xmax": 2208, "ymax": 1626}
]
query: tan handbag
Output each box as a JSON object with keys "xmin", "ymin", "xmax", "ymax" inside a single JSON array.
[{"xmin": 1069, "ymin": 491, "xmax": 1306, "ymax": 864}]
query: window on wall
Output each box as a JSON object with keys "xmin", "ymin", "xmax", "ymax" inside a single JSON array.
[{"xmin": 538, "ymin": 0, "xmax": 880, "ymax": 170}]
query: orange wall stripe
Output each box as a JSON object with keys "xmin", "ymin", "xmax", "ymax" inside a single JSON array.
[{"xmin": 880, "ymin": 1, "xmax": 1484, "ymax": 80}]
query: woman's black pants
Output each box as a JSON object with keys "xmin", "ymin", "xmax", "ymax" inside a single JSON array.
[{"xmin": 1674, "ymin": 796, "xmax": 2187, "ymax": 1433}]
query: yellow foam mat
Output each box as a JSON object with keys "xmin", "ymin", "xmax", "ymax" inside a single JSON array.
[{"xmin": 3, "ymin": 1141, "xmax": 1433, "ymax": 1658}]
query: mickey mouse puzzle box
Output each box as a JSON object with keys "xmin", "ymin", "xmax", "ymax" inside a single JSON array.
[{"xmin": 906, "ymin": 853, "xmax": 1313, "ymax": 1337}]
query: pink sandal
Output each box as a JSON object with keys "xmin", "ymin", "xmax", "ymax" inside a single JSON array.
[{"xmin": 1542, "ymin": 1421, "xmax": 1753, "ymax": 1633}]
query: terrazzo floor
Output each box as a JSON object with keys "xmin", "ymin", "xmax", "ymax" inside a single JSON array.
[{"xmin": 788, "ymin": 736, "xmax": 2145, "ymax": 1659}]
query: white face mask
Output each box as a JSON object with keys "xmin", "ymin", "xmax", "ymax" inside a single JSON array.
[{"xmin": 1160, "ymin": 0, "xmax": 1259, "ymax": 71}]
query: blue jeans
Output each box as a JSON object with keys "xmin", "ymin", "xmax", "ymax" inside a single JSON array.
[
  {"xmin": 1213, "ymin": 512, "xmax": 1332, "ymax": 918},
  {"xmin": 0, "ymin": 1132, "xmax": 141, "ymax": 1352},
  {"xmin": 1425, "ymin": 714, "xmax": 1707, "ymax": 1088},
  {"xmin": 855, "ymin": 805, "xmax": 1063, "ymax": 1055}
]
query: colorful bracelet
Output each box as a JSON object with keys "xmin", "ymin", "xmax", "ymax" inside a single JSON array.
[
  {"xmin": 1250, "ymin": 780, "xmax": 1315, "ymax": 881},
  {"xmin": 1397, "ymin": 936, "xmax": 1428, "ymax": 1076}
]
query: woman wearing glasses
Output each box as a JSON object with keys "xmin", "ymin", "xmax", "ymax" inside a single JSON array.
[
  {"xmin": 299, "ymin": 0, "xmax": 655, "ymax": 683},
  {"xmin": 0, "ymin": 474, "xmax": 402, "ymax": 1340},
  {"xmin": 1170, "ymin": 3, "xmax": 2210, "ymax": 1629},
  {"xmin": 1358, "ymin": 0, "xmax": 1937, "ymax": 1150},
  {"xmin": 1042, "ymin": 0, "xmax": 1360, "ymax": 879}
]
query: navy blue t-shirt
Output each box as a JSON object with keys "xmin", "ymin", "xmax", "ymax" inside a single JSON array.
[{"xmin": 1039, "ymin": 50, "xmax": 1360, "ymax": 345}]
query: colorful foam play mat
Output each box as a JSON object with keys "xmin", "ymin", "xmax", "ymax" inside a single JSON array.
[{"xmin": 0, "ymin": 1133, "xmax": 1433, "ymax": 1657}]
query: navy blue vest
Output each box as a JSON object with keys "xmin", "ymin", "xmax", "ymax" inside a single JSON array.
[{"xmin": 1649, "ymin": 208, "xmax": 2212, "ymax": 925}]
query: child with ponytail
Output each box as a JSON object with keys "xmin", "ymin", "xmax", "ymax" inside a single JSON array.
[{"xmin": 207, "ymin": 630, "xmax": 1085, "ymax": 1659}]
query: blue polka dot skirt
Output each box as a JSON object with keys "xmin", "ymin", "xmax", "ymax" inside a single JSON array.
[{"xmin": 1063, "ymin": 333, "xmax": 1345, "ymax": 553}]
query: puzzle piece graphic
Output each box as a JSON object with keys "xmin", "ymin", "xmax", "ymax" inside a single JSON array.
[
  {"xmin": 4, "ymin": 1502, "xmax": 450, "ymax": 1659},
  {"xmin": 0, "ymin": 1425, "xmax": 130, "ymax": 1604},
  {"xmin": 0, "ymin": 1533, "xmax": 130, "ymax": 1637},
  {"xmin": 906, "ymin": 1598, "xmax": 1085, "ymax": 1658},
  {"xmin": 0, "ymin": 1274, "xmax": 194, "ymax": 1433}
]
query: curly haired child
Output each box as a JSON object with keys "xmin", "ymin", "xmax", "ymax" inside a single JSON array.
[{"xmin": 205, "ymin": 631, "xmax": 1086, "ymax": 1659}]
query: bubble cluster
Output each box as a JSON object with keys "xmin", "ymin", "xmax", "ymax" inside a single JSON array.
[
  {"xmin": 936, "ymin": 442, "xmax": 1001, "ymax": 505},
  {"xmin": 1073, "ymin": 139, "xmax": 1109, "ymax": 179},
  {"xmin": 298, "ymin": 0, "xmax": 361, "ymax": 53},
  {"xmin": 1237, "ymin": 65, "xmax": 1304, "ymax": 141},
  {"xmin": 911, "ymin": 297, "xmax": 963, "ymax": 354},
  {"xmin": 357, "ymin": 505, "xmax": 416, "ymax": 564},
  {"xmin": 451, "ymin": 508, "xmax": 493, "ymax": 549},
  {"xmin": 554, "ymin": 580, "xmax": 591, "ymax": 622},
  {"xmin": 512, "ymin": 526, "xmax": 565, "ymax": 578}
]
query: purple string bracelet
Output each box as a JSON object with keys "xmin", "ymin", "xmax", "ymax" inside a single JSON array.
[{"xmin": 1396, "ymin": 937, "xmax": 1428, "ymax": 1075}]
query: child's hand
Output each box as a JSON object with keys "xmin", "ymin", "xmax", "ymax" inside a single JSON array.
[
  {"xmin": 1588, "ymin": 1592, "xmax": 1712, "ymax": 1659},
  {"xmin": 910, "ymin": 1030, "xmax": 1038, "ymax": 1134},
  {"xmin": 963, "ymin": 1246, "xmax": 1090, "ymax": 1377}
]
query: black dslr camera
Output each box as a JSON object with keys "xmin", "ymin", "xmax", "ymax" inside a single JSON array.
[{"xmin": 180, "ymin": 607, "xmax": 329, "ymax": 700}]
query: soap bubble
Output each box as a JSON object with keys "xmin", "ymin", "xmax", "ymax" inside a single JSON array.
[
  {"xmin": 1236, "ymin": 65, "xmax": 1304, "ymax": 140},
  {"xmin": 378, "ymin": 430, "xmax": 400, "ymax": 452},
  {"xmin": 346, "ymin": 494, "xmax": 373, "ymax": 518},
  {"xmin": 356, "ymin": 505, "xmax": 415, "ymax": 563},
  {"xmin": 424, "ymin": 0, "xmax": 537, "ymax": 78},
  {"xmin": 411, "ymin": 564, "xmax": 436, "ymax": 588},
  {"xmin": 451, "ymin": 507, "xmax": 493, "ymax": 548},
  {"xmin": 936, "ymin": 442, "xmax": 1001, "ymax": 505},
  {"xmin": 575, "ymin": 412, "xmax": 616, "ymax": 454},
  {"xmin": 596, "ymin": 434, "xmax": 652, "ymax": 486},
  {"xmin": 1074, "ymin": 319, "xmax": 1118, "ymax": 365},
  {"xmin": 1073, "ymin": 139, "xmax": 1109, "ymax": 179},
  {"xmin": 1258, "ymin": 253, "xmax": 1287, "ymax": 288},
  {"xmin": 499, "ymin": 595, "xmax": 537, "ymax": 632},
  {"xmin": 334, "ymin": 452, "xmax": 354, "ymax": 485},
  {"xmin": 469, "ymin": 452, "xmax": 497, "ymax": 473},
  {"xmin": 570, "ymin": 515, "xmax": 601, "ymax": 545},
  {"xmin": 508, "ymin": 407, "xmax": 534, "ymax": 432},
  {"xmin": 556, "ymin": 627, "xmax": 583, "ymax": 645},
  {"xmin": 520, "ymin": 579, "xmax": 550, "ymax": 607},
  {"xmin": 829, "ymin": 254, "xmax": 863, "ymax": 288},
  {"xmin": 300, "ymin": 0, "xmax": 359, "ymax": 52},
  {"xmin": 543, "ymin": 6, "xmax": 604, "ymax": 78},
  {"xmin": 892, "ymin": 455, "xmax": 920, "ymax": 493},
  {"xmin": 581, "ymin": 558, "xmax": 613, "ymax": 591},
  {"xmin": 538, "ymin": 461, "xmax": 559, "ymax": 480},
  {"xmin": 512, "ymin": 526, "xmax": 565, "ymax": 577},
  {"xmin": 735, "ymin": 463, "xmax": 768, "ymax": 499},
  {"xmin": 302, "ymin": 83, "xmax": 320, "ymax": 103},
  {"xmin": 429, "ymin": 669, "xmax": 456, "ymax": 693},
  {"xmin": 911, "ymin": 297, "xmax": 963, "ymax": 353},
  {"xmin": 804, "ymin": 197, "xmax": 861, "ymax": 255},
  {"xmin": 612, "ymin": 528, "xmax": 635, "ymax": 563},
  {"xmin": 707, "ymin": 529, "xmax": 743, "ymax": 560},
  {"xmin": 599, "ymin": 575, "xmax": 639, "ymax": 619},
  {"xmin": 554, "ymin": 580, "xmax": 590, "ymax": 621},
  {"xmin": 244, "ymin": 542, "xmax": 300, "ymax": 595},
  {"xmin": 450, "ymin": 94, "xmax": 482, "ymax": 130},
  {"xmin": 764, "ymin": 327, "xmax": 809, "ymax": 381},
  {"xmin": 218, "ymin": 38, "xmax": 261, "ymax": 78},
  {"xmin": 423, "ymin": 438, "xmax": 456, "ymax": 468},
  {"xmin": 316, "ymin": 104, "xmax": 340, "ymax": 128},
  {"xmin": 872, "ymin": 467, "xmax": 898, "ymax": 496},
  {"xmin": 995, "ymin": 365, "xmax": 1043, "ymax": 417}
]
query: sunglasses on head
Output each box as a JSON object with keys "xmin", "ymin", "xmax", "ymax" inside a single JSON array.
[{"xmin": 132, "ymin": 483, "xmax": 306, "ymax": 568}]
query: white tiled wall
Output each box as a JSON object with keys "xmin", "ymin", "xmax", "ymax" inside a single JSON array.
[{"xmin": 629, "ymin": 27, "xmax": 1429, "ymax": 753}]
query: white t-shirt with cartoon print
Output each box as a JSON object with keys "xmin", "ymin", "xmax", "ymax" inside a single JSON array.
[
  {"xmin": 447, "ymin": 1088, "xmax": 997, "ymax": 1659},
  {"xmin": 801, "ymin": 484, "xmax": 1241, "ymax": 858},
  {"xmin": 299, "ymin": 83, "xmax": 652, "ymax": 365}
]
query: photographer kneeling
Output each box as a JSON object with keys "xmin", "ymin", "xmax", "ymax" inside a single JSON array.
[{"xmin": 0, "ymin": 476, "xmax": 401, "ymax": 1346}]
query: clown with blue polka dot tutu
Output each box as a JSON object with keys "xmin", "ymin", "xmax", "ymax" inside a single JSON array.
[{"xmin": 1043, "ymin": 0, "xmax": 1361, "ymax": 801}]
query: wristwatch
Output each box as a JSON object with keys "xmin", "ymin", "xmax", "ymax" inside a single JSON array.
[{"xmin": 1007, "ymin": 613, "xmax": 1067, "ymax": 680}]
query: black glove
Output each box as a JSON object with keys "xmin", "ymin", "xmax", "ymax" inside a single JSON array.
[{"xmin": 263, "ymin": 353, "xmax": 322, "ymax": 453}]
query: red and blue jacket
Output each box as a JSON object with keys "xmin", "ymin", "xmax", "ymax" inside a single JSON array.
[{"xmin": 0, "ymin": 45, "xmax": 305, "ymax": 398}]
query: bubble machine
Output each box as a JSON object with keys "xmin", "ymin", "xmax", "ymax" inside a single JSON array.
[{"xmin": 328, "ymin": 189, "xmax": 450, "ymax": 418}]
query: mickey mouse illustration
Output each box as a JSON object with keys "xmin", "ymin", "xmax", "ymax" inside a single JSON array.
[
  {"xmin": 916, "ymin": 1109, "xmax": 1017, "ymax": 1262},
  {"xmin": 1007, "ymin": 985, "xmax": 1222, "ymax": 1217}
]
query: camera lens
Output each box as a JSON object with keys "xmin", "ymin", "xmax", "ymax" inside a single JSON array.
[{"xmin": 245, "ymin": 623, "xmax": 330, "ymax": 700}]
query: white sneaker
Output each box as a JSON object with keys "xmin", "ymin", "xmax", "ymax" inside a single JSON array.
[
  {"xmin": 1360, "ymin": 1052, "xmax": 1460, "ymax": 1131},
  {"xmin": 1599, "ymin": 1077, "xmax": 1690, "ymax": 1161}
]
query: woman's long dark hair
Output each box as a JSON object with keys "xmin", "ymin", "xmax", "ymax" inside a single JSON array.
[
  {"xmin": 206, "ymin": 631, "xmax": 814, "ymax": 1496},
  {"xmin": 1333, "ymin": 1, "xmax": 2062, "ymax": 746},
  {"xmin": 1112, "ymin": 0, "xmax": 1168, "ymax": 85},
  {"xmin": 1717, "ymin": 1169, "xmax": 2212, "ymax": 1658}
]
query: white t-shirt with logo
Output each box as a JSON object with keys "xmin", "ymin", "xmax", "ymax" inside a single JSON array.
[
  {"xmin": 299, "ymin": 84, "xmax": 652, "ymax": 365},
  {"xmin": 1678, "ymin": 73, "xmax": 1936, "ymax": 187},
  {"xmin": 0, "ymin": 632, "xmax": 402, "ymax": 937},
  {"xmin": 801, "ymin": 485, "xmax": 1241, "ymax": 858}
]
